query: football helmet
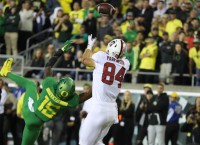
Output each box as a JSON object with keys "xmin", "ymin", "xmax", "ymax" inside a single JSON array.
[
  {"xmin": 56, "ymin": 77, "xmax": 75, "ymax": 101},
  {"xmin": 106, "ymin": 39, "xmax": 127, "ymax": 59}
]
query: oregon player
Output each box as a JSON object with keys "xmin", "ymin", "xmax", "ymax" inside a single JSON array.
[{"xmin": 0, "ymin": 41, "xmax": 92, "ymax": 145}]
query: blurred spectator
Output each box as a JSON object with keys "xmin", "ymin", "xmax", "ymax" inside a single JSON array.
[
  {"xmin": 18, "ymin": 0, "xmax": 34, "ymax": 52},
  {"xmin": 146, "ymin": 83, "xmax": 169, "ymax": 145},
  {"xmin": 50, "ymin": 7, "xmax": 62, "ymax": 25},
  {"xmin": 194, "ymin": 0, "xmax": 200, "ymax": 16},
  {"xmin": 53, "ymin": 13, "xmax": 73, "ymax": 48},
  {"xmin": 24, "ymin": 48, "xmax": 45, "ymax": 78},
  {"xmin": 158, "ymin": 14, "xmax": 169, "ymax": 37},
  {"xmin": 44, "ymin": 44, "xmax": 55, "ymax": 64},
  {"xmin": 113, "ymin": 27, "xmax": 124, "ymax": 40},
  {"xmin": 138, "ymin": 37, "xmax": 158, "ymax": 83},
  {"xmin": 55, "ymin": 51, "xmax": 74, "ymax": 77},
  {"xmin": 79, "ymin": 83, "xmax": 91, "ymax": 118},
  {"xmin": 140, "ymin": 0, "xmax": 154, "ymax": 36},
  {"xmin": 190, "ymin": 19, "xmax": 200, "ymax": 34},
  {"xmin": 121, "ymin": 11, "xmax": 134, "ymax": 35},
  {"xmin": 189, "ymin": 38, "xmax": 200, "ymax": 86},
  {"xmin": 153, "ymin": 1, "xmax": 166, "ymax": 18},
  {"xmin": 115, "ymin": 91, "xmax": 134, "ymax": 145},
  {"xmin": 125, "ymin": 42, "xmax": 134, "ymax": 70},
  {"xmin": 83, "ymin": 0, "xmax": 100, "ymax": 20},
  {"xmin": 159, "ymin": 32, "xmax": 174, "ymax": 84},
  {"xmin": 124, "ymin": 20, "xmax": 138, "ymax": 42},
  {"xmin": 0, "ymin": 79, "xmax": 7, "ymax": 145},
  {"xmin": 65, "ymin": 106, "xmax": 81, "ymax": 145},
  {"xmin": 172, "ymin": 42, "xmax": 189, "ymax": 85},
  {"xmin": 3, "ymin": 82, "xmax": 19, "ymax": 145},
  {"xmin": 82, "ymin": 10, "xmax": 97, "ymax": 37},
  {"xmin": 132, "ymin": 32, "xmax": 145, "ymax": 72},
  {"xmin": 177, "ymin": 31, "xmax": 188, "ymax": 52},
  {"xmin": 58, "ymin": 0, "xmax": 73, "ymax": 14},
  {"xmin": 46, "ymin": 0, "xmax": 60, "ymax": 13},
  {"xmin": 187, "ymin": 10, "xmax": 198, "ymax": 24},
  {"xmin": 121, "ymin": 0, "xmax": 129, "ymax": 15},
  {"xmin": 97, "ymin": 15, "xmax": 113, "ymax": 42},
  {"xmin": 165, "ymin": 92, "xmax": 182, "ymax": 145},
  {"xmin": 126, "ymin": 0, "xmax": 140, "ymax": 18},
  {"xmin": 13, "ymin": 86, "xmax": 25, "ymax": 100},
  {"xmin": 166, "ymin": 10, "xmax": 183, "ymax": 40},
  {"xmin": 4, "ymin": 6, "xmax": 20, "ymax": 55},
  {"xmin": 33, "ymin": 6, "xmax": 46, "ymax": 34},
  {"xmin": 150, "ymin": 27, "xmax": 163, "ymax": 46},
  {"xmin": 185, "ymin": 28, "xmax": 195, "ymax": 50},
  {"xmin": 124, "ymin": 42, "xmax": 133, "ymax": 82},
  {"xmin": 71, "ymin": 25, "xmax": 88, "ymax": 52},
  {"xmin": 100, "ymin": 35, "xmax": 112, "ymax": 52},
  {"xmin": 179, "ymin": 2, "xmax": 190, "ymax": 23},
  {"xmin": 110, "ymin": 7, "xmax": 123, "ymax": 24},
  {"xmin": 73, "ymin": 50, "xmax": 85, "ymax": 80},
  {"xmin": 4, "ymin": 0, "xmax": 17, "ymax": 16},
  {"xmin": 181, "ymin": 97, "xmax": 200, "ymax": 145},
  {"xmin": 69, "ymin": 2, "xmax": 83, "ymax": 35},
  {"xmin": 166, "ymin": 0, "xmax": 181, "ymax": 15},
  {"xmin": 136, "ymin": 87, "xmax": 153, "ymax": 145},
  {"xmin": 0, "ymin": 7, "xmax": 5, "ymax": 54}
]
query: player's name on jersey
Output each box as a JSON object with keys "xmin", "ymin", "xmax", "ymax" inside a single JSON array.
[
  {"xmin": 107, "ymin": 56, "xmax": 124, "ymax": 65},
  {"xmin": 46, "ymin": 88, "xmax": 68, "ymax": 106}
]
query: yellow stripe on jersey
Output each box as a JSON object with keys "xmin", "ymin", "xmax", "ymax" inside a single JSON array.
[{"xmin": 46, "ymin": 88, "xmax": 68, "ymax": 106}]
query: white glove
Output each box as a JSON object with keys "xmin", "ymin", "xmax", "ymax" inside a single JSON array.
[{"xmin": 87, "ymin": 34, "xmax": 96, "ymax": 50}]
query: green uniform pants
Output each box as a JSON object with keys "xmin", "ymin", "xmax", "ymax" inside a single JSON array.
[{"xmin": 8, "ymin": 73, "xmax": 44, "ymax": 145}]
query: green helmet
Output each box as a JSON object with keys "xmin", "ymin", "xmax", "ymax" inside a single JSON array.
[{"xmin": 56, "ymin": 77, "xmax": 75, "ymax": 101}]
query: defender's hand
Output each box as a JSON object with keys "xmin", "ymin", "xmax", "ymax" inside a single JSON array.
[
  {"xmin": 61, "ymin": 40, "xmax": 73, "ymax": 52},
  {"xmin": 87, "ymin": 34, "xmax": 96, "ymax": 50},
  {"xmin": 0, "ymin": 58, "xmax": 13, "ymax": 77}
]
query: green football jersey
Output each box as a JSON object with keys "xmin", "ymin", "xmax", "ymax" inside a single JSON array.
[{"xmin": 34, "ymin": 77, "xmax": 79, "ymax": 122}]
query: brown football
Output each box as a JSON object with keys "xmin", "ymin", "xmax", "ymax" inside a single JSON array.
[{"xmin": 96, "ymin": 3, "xmax": 116, "ymax": 15}]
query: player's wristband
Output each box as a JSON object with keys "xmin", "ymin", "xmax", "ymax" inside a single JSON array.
[{"xmin": 87, "ymin": 44, "xmax": 93, "ymax": 50}]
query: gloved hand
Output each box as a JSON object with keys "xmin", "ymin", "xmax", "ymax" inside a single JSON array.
[
  {"xmin": 61, "ymin": 40, "xmax": 73, "ymax": 52},
  {"xmin": 0, "ymin": 58, "xmax": 13, "ymax": 77},
  {"xmin": 87, "ymin": 34, "xmax": 96, "ymax": 50}
]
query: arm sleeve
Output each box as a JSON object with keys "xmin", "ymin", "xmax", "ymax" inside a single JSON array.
[
  {"xmin": 45, "ymin": 49, "xmax": 63, "ymax": 67},
  {"xmin": 7, "ymin": 72, "xmax": 35, "ymax": 89},
  {"xmin": 91, "ymin": 51, "xmax": 101, "ymax": 64}
]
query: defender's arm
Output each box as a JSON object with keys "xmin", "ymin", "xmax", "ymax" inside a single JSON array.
[
  {"xmin": 44, "ymin": 40, "xmax": 73, "ymax": 78},
  {"xmin": 78, "ymin": 88, "xmax": 92, "ymax": 104}
]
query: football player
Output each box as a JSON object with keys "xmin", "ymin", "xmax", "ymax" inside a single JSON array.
[
  {"xmin": 79, "ymin": 35, "xmax": 130, "ymax": 145},
  {"xmin": 0, "ymin": 40, "xmax": 92, "ymax": 145}
]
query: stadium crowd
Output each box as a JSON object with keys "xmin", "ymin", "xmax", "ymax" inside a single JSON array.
[
  {"xmin": 0, "ymin": 0, "xmax": 200, "ymax": 145},
  {"xmin": 0, "ymin": 0, "xmax": 200, "ymax": 85}
]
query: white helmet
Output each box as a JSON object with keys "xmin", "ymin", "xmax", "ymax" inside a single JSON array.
[{"xmin": 106, "ymin": 39, "xmax": 127, "ymax": 59}]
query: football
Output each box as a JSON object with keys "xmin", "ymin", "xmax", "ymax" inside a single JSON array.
[{"xmin": 96, "ymin": 3, "xmax": 116, "ymax": 15}]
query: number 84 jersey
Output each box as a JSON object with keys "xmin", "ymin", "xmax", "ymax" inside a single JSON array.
[{"xmin": 92, "ymin": 51, "xmax": 130, "ymax": 103}]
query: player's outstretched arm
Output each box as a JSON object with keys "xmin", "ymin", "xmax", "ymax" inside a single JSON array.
[
  {"xmin": 81, "ymin": 34, "xmax": 96, "ymax": 67},
  {"xmin": 78, "ymin": 88, "xmax": 92, "ymax": 104},
  {"xmin": 0, "ymin": 58, "xmax": 34, "ymax": 89},
  {"xmin": 44, "ymin": 40, "xmax": 73, "ymax": 78}
]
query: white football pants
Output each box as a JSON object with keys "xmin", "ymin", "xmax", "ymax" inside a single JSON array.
[{"xmin": 79, "ymin": 101, "xmax": 118, "ymax": 145}]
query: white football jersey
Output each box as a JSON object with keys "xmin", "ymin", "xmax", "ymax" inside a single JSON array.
[{"xmin": 91, "ymin": 51, "xmax": 130, "ymax": 103}]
